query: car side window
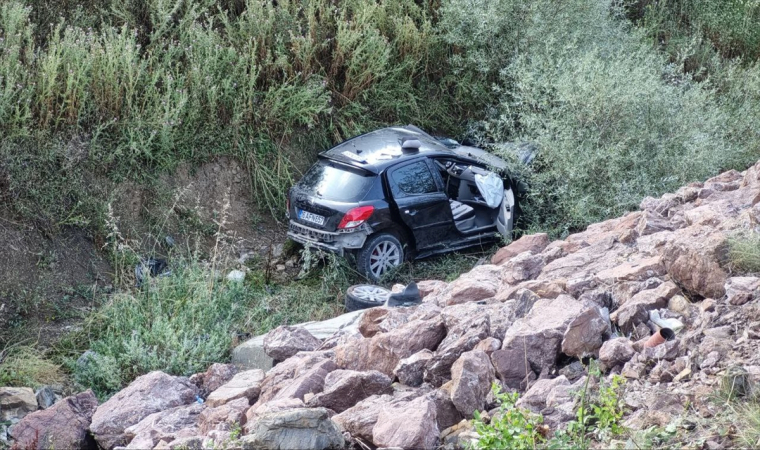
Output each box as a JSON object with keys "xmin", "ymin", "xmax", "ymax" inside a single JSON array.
[{"xmin": 390, "ymin": 161, "xmax": 438, "ymax": 198}]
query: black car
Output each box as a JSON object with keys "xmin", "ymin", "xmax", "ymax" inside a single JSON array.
[{"xmin": 286, "ymin": 125, "xmax": 519, "ymax": 281}]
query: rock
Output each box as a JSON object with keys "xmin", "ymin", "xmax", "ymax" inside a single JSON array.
[
  {"xmin": 332, "ymin": 394, "xmax": 392, "ymax": 441},
  {"xmin": 558, "ymin": 361, "xmax": 586, "ymax": 382},
  {"xmin": 502, "ymin": 252, "xmax": 546, "ymax": 285},
  {"xmin": 490, "ymin": 349, "xmax": 534, "ymax": 391},
  {"xmin": 358, "ymin": 307, "xmax": 392, "ymax": 338},
  {"xmin": 642, "ymin": 340, "xmax": 680, "ymax": 362},
  {"xmin": 636, "ymin": 211, "xmax": 674, "ymax": 236},
  {"xmin": 598, "ymin": 338, "xmax": 636, "ymax": 370},
  {"xmin": 124, "ymin": 403, "xmax": 203, "ymax": 449},
  {"xmin": 426, "ymin": 389, "xmax": 463, "ymax": 430},
  {"xmin": 198, "ymin": 397, "xmax": 249, "ymax": 434},
  {"xmin": 501, "ymin": 296, "xmax": 586, "ymax": 373},
  {"xmin": 0, "ymin": 387, "xmax": 36, "ymax": 421},
  {"xmin": 256, "ymin": 352, "xmax": 331, "ymax": 404},
  {"xmin": 34, "ymin": 386, "xmax": 56, "ymax": 410},
  {"xmin": 417, "ymin": 280, "xmax": 447, "ymax": 298},
  {"xmin": 440, "ymin": 420, "xmax": 478, "ymax": 450},
  {"xmin": 561, "ymin": 307, "xmax": 610, "ymax": 359},
  {"xmin": 90, "ymin": 371, "xmax": 198, "ymax": 449},
  {"xmin": 240, "ymin": 408, "xmax": 344, "ymax": 450},
  {"xmin": 206, "ymin": 369, "xmax": 265, "ymax": 407},
  {"xmin": 474, "ymin": 337, "xmax": 501, "ymax": 355},
  {"xmin": 700, "ymin": 351, "xmax": 722, "ymax": 369},
  {"xmin": 492, "ymin": 233, "xmax": 550, "ymax": 265},
  {"xmin": 335, "ymin": 317, "xmax": 446, "ymax": 376},
  {"xmin": 445, "ymin": 265, "xmax": 501, "ymax": 305},
  {"xmin": 516, "ymin": 376, "xmax": 571, "ymax": 412},
  {"xmin": 612, "ymin": 281, "xmax": 679, "ymax": 334},
  {"xmin": 269, "ymin": 359, "xmax": 337, "ymax": 403},
  {"xmin": 662, "ymin": 228, "xmax": 727, "ymax": 299},
  {"xmin": 449, "ymin": 350, "xmax": 495, "ymax": 418},
  {"xmin": 595, "ymin": 256, "xmax": 666, "ymax": 284},
  {"xmin": 245, "ymin": 398, "xmax": 305, "ymax": 432},
  {"xmin": 724, "ymin": 277, "xmax": 760, "ymax": 306},
  {"xmin": 395, "ymin": 350, "xmax": 434, "ymax": 387},
  {"xmin": 621, "ymin": 357, "xmax": 647, "ymax": 380},
  {"xmin": 424, "ymin": 314, "xmax": 489, "ymax": 387},
  {"xmin": 227, "ymin": 270, "xmax": 246, "ymax": 282},
  {"xmin": 190, "ymin": 363, "xmax": 237, "ymax": 397},
  {"xmin": 166, "ymin": 436, "xmax": 204, "ymax": 449},
  {"xmin": 8, "ymin": 390, "xmax": 98, "ymax": 450},
  {"xmin": 372, "ymin": 396, "xmax": 439, "ymax": 449},
  {"xmin": 307, "ymin": 370, "xmax": 392, "ymax": 413},
  {"xmin": 264, "ymin": 326, "xmax": 322, "ymax": 361}
]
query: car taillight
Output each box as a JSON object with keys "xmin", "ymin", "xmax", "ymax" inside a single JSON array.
[{"xmin": 338, "ymin": 206, "xmax": 374, "ymax": 230}]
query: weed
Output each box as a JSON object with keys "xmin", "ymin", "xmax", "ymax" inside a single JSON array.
[
  {"xmin": 0, "ymin": 344, "xmax": 63, "ymax": 388},
  {"xmin": 471, "ymin": 384, "xmax": 548, "ymax": 450},
  {"xmin": 727, "ymin": 232, "xmax": 760, "ymax": 274}
]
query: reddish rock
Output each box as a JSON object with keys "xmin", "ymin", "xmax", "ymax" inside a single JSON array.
[
  {"xmin": 335, "ymin": 317, "xmax": 446, "ymax": 376},
  {"xmin": 490, "ymin": 349, "xmax": 535, "ymax": 391},
  {"xmin": 501, "ymin": 296, "xmax": 586, "ymax": 373},
  {"xmin": 425, "ymin": 389, "xmax": 463, "ymax": 431},
  {"xmin": 598, "ymin": 338, "xmax": 636, "ymax": 370},
  {"xmin": 394, "ymin": 349, "xmax": 434, "ymax": 387},
  {"xmin": 445, "ymin": 265, "xmax": 501, "ymax": 305},
  {"xmin": 418, "ymin": 280, "xmax": 448, "ymax": 299},
  {"xmin": 502, "ymin": 252, "xmax": 546, "ymax": 285},
  {"xmin": 372, "ymin": 396, "xmax": 439, "ymax": 449},
  {"xmin": 257, "ymin": 352, "xmax": 331, "ymax": 404},
  {"xmin": 90, "ymin": 371, "xmax": 198, "ymax": 449},
  {"xmin": 516, "ymin": 376, "xmax": 571, "ymax": 412},
  {"xmin": 264, "ymin": 326, "xmax": 322, "ymax": 361},
  {"xmin": 198, "ymin": 397, "xmax": 249, "ymax": 434},
  {"xmin": 595, "ymin": 256, "xmax": 666, "ymax": 284},
  {"xmin": 662, "ymin": 228, "xmax": 727, "ymax": 299},
  {"xmin": 636, "ymin": 211, "xmax": 674, "ymax": 236},
  {"xmin": 9, "ymin": 390, "xmax": 98, "ymax": 450},
  {"xmin": 190, "ymin": 363, "xmax": 237, "ymax": 398},
  {"xmin": 332, "ymin": 394, "xmax": 392, "ymax": 441},
  {"xmin": 272, "ymin": 359, "xmax": 338, "ymax": 402},
  {"xmin": 561, "ymin": 307, "xmax": 610, "ymax": 359},
  {"xmin": 124, "ymin": 403, "xmax": 203, "ymax": 449},
  {"xmin": 205, "ymin": 369, "xmax": 265, "ymax": 407},
  {"xmin": 492, "ymin": 233, "xmax": 550, "ymax": 265},
  {"xmin": 449, "ymin": 350, "xmax": 495, "ymax": 418},
  {"xmin": 612, "ymin": 281, "xmax": 679, "ymax": 333},
  {"xmin": 307, "ymin": 370, "xmax": 392, "ymax": 413},
  {"xmin": 724, "ymin": 277, "xmax": 760, "ymax": 306},
  {"xmin": 424, "ymin": 315, "xmax": 489, "ymax": 387},
  {"xmin": 358, "ymin": 307, "xmax": 392, "ymax": 338},
  {"xmin": 474, "ymin": 337, "xmax": 501, "ymax": 355}
]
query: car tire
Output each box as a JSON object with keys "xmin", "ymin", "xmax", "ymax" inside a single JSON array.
[
  {"xmin": 345, "ymin": 284, "xmax": 392, "ymax": 312},
  {"xmin": 356, "ymin": 233, "xmax": 404, "ymax": 282}
]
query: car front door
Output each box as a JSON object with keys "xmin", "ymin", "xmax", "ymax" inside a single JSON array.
[{"xmin": 387, "ymin": 159, "xmax": 455, "ymax": 251}]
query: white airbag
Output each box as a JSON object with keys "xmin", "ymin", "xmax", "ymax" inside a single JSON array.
[{"xmin": 474, "ymin": 171, "xmax": 504, "ymax": 209}]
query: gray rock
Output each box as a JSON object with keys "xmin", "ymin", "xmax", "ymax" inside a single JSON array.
[
  {"xmin": 394, "ymin": 349, "xmax": 434, "ymax": 387},
  {"xmin": 240, "ymin": 408, "xmax": 344, "ymax": 450},
  {"xmin": 0, "ymin": 387, "xmax": 37, "ymax": 422},
  {"xmin": 449, "ymin": 350, "xmax": 495, "ymax": 418},
  {"xmin": 35, "ymin": 386, "xmax": 57, "ymax": 410}
]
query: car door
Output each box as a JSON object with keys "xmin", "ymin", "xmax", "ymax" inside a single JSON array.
[{"xmin": 387, "ymin": 159, "xmax": 455, "ymax": 250}]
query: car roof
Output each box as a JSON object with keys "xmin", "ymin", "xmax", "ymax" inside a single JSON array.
[{"xmin": 320, "ymin": 125, "xmax": 471, "ymax": 173}]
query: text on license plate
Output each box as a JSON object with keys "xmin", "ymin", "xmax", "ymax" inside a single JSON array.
[{"xmin": 298, "ymin": 209, "xmax": 325, "ymax": 226}]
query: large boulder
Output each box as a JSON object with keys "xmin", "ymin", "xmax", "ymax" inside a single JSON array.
[
  {"xmin": 394, "ymin": 349, "xmax": 434, "ymax": 387},
  {"xmin": 264, "ymin": 326, "xmax": 322, "ymax": 361},
  {"xmin": 124, "ymin": 404, "xmax": 203, "ymax": 450},
  {"xmin": 492, "ymin": 233, "xmax": 550, "ymax": 265},
  {"xmin": 89, "ymin": 371, "xmax": 198, "ymax": 449},
  {"xmin": 9, "ymin": 390, "xmax": 98, "ymax": 450},
  {"xmin": 0, "ymin": 387, "xmax": 36, "ymax": 422},
  {"xmin": 335, "ymin": 316, "xmax": 446, "ymax": 376},
  {"xmin": 244, "ymin": 398, "xmax": 305, "ymax": 433},
  {"xmin": 240, "ymin": 408, "xmax": 344, "ymax": 450},
  {"xmin": 516, "ymin": 376, "xmax": 571, "ymax": 413},
  {"xmin": 598, "ymin": 338, "xmax": 636, "ymax": 370},
  {"xmin": 307, "ymin": 370, "xmax": 392, "ymax": 413},
  {"xmin": 372, "ymin": 396, "xmax": 439, "ymax": 449},
  {"xmin": 424, "ymin": 314, "xmax": 489, "ymax": 387},
  {"xmin": 189, "ymin": 363, "xmax": 237, "ymax": 397},
  {"xmin": 595, "ymin": 256, "xmax": 666, "ymax": 284},
  {"xmin": 205, "ymin": 369, "xmax": 265, "ymax": 407},
  {"xmin": 198, "ymin": 397, "xmax": 249, "ymax": 434},
  {"xmin": 449, "ymin": 350, "xmax": 496, "ymax": 418},
  {"xmin": 502, "ymin": 252, "xmax": 546, "ymax": 285},
  {"xmin": 331, "ymin": 394, "xmax": 392, "ymax": 441},
  {"xmin": 271, "ymin": 359, "xmax": 337, "ymax": 402},
  {"xmin": 490, "ymin": 348, "xmax": 535, "ymax": 391},
  {"xmin": 612, "ymin": 282, "xmax": 679, "ymax": 333},
  {"xmin": 662, "ymin": 227, "xmax": 728, "ymax": 299},
  {"xmin": 445, "ymin": 264, "xmax": 502, "ymax": 305},
  {"xmin": 561, "ymin": 307, "xmax": 611, "ymax": 359},
  {"xmin": 501, "ymin": 296, "xmax": 586, "ymax": 373},
  {"xmin": 257, "ymin": 352, "xmax": 332, "ymax": 404}
]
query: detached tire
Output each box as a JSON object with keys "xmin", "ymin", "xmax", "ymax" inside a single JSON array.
[
  {"xmin": 356, "ymin": 232, "xmax": 404, "ymax": 282},
  {"xmin": 345, "ymin": 284, "xmax": 392, "ymax": 312}
]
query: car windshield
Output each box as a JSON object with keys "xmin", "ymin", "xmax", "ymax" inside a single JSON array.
[{"xmin": 298, "ymin": 160, "xmax": 375, "ymax": 202}]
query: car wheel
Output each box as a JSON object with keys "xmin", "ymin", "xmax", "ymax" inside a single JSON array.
[
  {"xmin": 356, "ymin": 233, "xmax": 404, "ymax": 282},
  {"xmin": 345, "ymin": 284, "xmax": 392, "ymax": 312}
]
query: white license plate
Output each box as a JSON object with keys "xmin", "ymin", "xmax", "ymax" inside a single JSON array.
[{"xmin": 298, "ymin": 209, "xmax": 325, "ymax": 226}]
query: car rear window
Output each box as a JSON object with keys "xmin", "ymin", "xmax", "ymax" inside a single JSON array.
[{"xmin": 298, "ymin": 160, "xmax": 375, "ymax": 202}]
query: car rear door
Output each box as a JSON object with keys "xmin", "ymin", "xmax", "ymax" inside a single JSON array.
[{"xmin": 387, "ymin": 159, "xmax": 455, "ymax": 250}]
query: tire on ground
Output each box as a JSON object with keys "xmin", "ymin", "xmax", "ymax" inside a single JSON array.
[{"xmin": 345, "ymin": 284, "xmax": 391, "ymax": 312}]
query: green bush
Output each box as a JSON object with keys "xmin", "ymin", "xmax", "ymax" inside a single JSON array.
[{"xmin": 728, "ymin": 232, "xmax": 760, "ymax": 274}]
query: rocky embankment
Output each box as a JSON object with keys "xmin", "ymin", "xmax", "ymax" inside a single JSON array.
[{"xmin": 5, "ymin": 162, "xmax": 760, "ymax": 449}]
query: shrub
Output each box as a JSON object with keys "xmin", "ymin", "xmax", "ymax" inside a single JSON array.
[
  {"xmin": 0, "ymin": 345, "xmax": 63, "ymax": 389},
  {"xmin": 728, "ymin": 232, "xmax": 760, "ymax": 274}
]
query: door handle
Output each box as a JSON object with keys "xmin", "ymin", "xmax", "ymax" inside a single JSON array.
[{"xmin": 404, "ymin": 209, "xmax": 417, "ymax": 216}]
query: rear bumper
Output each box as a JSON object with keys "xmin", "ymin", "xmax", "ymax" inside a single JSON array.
[{"xmin": 287, "ymin": 221, "xmax": 370, "ymax": 256}]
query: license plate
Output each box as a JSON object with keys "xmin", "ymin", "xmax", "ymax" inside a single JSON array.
[{"xmin": 298, "ymin": 209, "xmax": 325, "ymax": 226}]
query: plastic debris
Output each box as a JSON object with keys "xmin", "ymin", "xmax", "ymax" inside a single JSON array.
[{"xmin": 649, "ymin": 310, "xmax": 684, "ymax": 333}]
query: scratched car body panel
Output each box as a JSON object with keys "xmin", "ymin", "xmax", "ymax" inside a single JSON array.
[{"xmin": 287, "ymin": 125, "xmax": 519, "ymax": 281}]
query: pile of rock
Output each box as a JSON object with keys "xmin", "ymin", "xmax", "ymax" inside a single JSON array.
[{"xmin": 7, "ymin": 162, "xmax": 760, "ymax": 449}]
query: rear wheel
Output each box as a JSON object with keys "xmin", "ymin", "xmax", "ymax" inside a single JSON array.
[{"xmin": 356, "ymin": 233, "xmax": 404, "ymax": 282}]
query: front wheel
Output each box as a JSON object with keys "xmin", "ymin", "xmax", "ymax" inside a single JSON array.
[{"xmin": 356, "ymin": 233, "xmax": 404, "ymax": 282}]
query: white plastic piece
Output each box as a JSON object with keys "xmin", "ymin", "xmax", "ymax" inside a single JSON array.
[
  {"xmin": 649, "ymin": 310, "xmax": 684, "ymax": 333},
  {"xmin": 474, "ymin": 171, "xmax": 504, "ymax": 209},
  {"xmin": 227, "ymin": 270, "xmax": 246, "ymax": 283}
]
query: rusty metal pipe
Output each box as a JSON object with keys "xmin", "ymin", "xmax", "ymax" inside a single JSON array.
[{"xmin": 643, "ymin": 327, "xmax": 675, "ymax": 348}]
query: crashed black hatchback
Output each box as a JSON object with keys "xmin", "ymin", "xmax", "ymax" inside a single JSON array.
[{"xmin": 286, "ymin": 125, "xmax": 519, "ymax": 281}]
